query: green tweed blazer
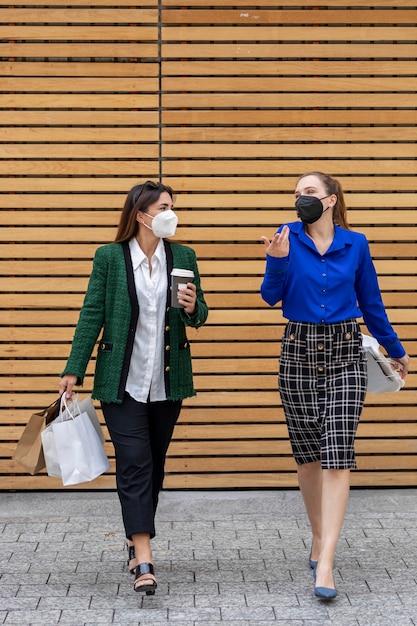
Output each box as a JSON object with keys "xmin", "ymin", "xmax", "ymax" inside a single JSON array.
[{"xmin": 61, "ymin": 240, "xmax": 208, "ymax": 403}]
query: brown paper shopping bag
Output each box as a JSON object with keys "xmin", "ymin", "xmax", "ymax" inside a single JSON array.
[{"xmin": 12, "ymin": 398, "xmax": 60, "ymax": 475}]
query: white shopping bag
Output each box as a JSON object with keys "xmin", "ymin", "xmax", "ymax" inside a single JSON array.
[
  {"xmin": 41, "ymin": 418, "xmax": 62, "ymax": 478},
  {"xmin": 362, "ymin": 334, "xmax": 405, "ymax": 395},
  {"xmin": 67, "ymin": 395, "xmax": 105, "ymax": 444},
  {"xmin": 41, "ymin": 394, "xmax": 110, "ymax": 485}
]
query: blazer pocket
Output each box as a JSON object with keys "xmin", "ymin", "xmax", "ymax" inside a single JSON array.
[
  {"xmin": 177, "ymin": 340, "xmax": 193, "ymax": 386},
  {"xmin": 95, "ymin": 341, "xmax": 113, "ymax": 387}
]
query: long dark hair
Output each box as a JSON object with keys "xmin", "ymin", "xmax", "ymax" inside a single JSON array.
[
  {"xmin": 297, "ymin": 171, "xmax": 350, "ymax": 229},
  {"xmin": 114, "ymin": 180, "xmax": 175, "ymax": 243}
]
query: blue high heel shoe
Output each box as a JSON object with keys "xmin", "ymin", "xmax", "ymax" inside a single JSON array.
[
  {"xmin": 315, "ymin": 586, "xmax": 337, "ymax": 600},
  {"xmin": 313, "ymin": 563, "xmax": 337, "ymax": 599},
  {"xmin": 309, "ymin": 547, "xmax": 318, "ymax": 570}
]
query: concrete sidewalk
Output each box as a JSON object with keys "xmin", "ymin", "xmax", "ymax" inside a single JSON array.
[{"xmin": 1, "ymin": 488, "xmax": 417, "ymax": 625}]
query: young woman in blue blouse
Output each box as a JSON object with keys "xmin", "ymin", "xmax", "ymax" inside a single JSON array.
[{"xmin": 261, "ymin": 172, "xmax": 409, "ymax": 600}]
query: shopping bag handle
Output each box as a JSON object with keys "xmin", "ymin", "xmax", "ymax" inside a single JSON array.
[{"xmin": 59, "ymin": 392, "xmax": 79, "ymax": 421}]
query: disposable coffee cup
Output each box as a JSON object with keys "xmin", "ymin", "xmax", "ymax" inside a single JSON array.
[{"xmin": 171, "ymin": 268, "xmax": 194, "ymax": 308}]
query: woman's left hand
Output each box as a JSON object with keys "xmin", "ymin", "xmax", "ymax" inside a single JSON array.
[
  {"xmin": 178, "ymin": 282, "xmax": 197, "ymax": 315},
  {"xmin": 391, "ymin": 353, "xmax": 410, "ymax": 379}
]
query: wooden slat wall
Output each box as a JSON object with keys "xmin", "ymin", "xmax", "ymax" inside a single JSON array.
[{"xmin": 1, "ymin": 0, "xmax": 416, "ymax": 490}]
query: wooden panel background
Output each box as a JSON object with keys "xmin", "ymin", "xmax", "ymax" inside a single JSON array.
[{"xmin": 1, "ymin": 0, "xmax": 416, "ymax": 490}]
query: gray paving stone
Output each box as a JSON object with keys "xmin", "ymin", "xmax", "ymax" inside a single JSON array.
[
  {"xmin": 3, "ymin": 609, "xmax": 62, "ymax": 624},
  {"xmin": 59, "ymin": 609, "xmax": 116, "ymax": 623},
  {"xmin": 0, "ymin": 597, "xmax": 39, "ymax": 611},
  {"xmin": 15, "ymin": 584, "xmax": 69, "ymax": 597}
]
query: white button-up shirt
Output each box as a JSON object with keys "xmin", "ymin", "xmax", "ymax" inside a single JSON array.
[{"xmin": 125, "ymin": 237, "xmax": 168, "ymax": 402}]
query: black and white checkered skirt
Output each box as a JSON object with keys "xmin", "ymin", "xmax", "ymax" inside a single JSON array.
[{"xmin": 279, "ymin": 319, "xmax": 367, "ymax": 469}]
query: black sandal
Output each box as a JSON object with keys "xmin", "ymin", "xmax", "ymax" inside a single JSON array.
[
  {"xmin": 134, "ymin": 563, "xmax": 157, "ymax": 596},
  {"xmin": 126, "ymin": 543, "xmax": 137, "ymax": 575}
]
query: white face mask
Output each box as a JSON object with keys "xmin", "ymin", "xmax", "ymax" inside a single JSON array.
[{"xmin": 142, "ymin": 209, "xmax": 178, "ymax": 238}]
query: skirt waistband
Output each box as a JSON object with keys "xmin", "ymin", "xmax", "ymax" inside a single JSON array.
[{"xmin": 285, "ymin": 319, "xmax": 359, "ymax": 336}]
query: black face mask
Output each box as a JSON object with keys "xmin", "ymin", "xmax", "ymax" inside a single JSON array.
[{"xmin": 295, "ymin": 194, "xmax": 331, "ymax": 224}]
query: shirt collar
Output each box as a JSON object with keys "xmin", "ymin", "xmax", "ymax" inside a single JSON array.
[
  {"xmin": 129, "ymin": 237, "xmax": 166, "ymax": 271},
  {"xmin": 288, "ymin": 221, "xmax": 353, "ymax": 253}
]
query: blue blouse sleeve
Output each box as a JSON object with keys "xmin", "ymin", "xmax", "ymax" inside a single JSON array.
[
  {"xmin": 355, "ymin": 236, "xmax": 405, "ymax": 358},
  {"xmin": 260, "ymin": 254, "xmax": 289, "ymax": 306}
]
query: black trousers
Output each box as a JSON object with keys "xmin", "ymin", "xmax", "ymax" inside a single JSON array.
[{"xmin": 101, "ymin": 393, "xmax": 181, "ymax": 540}]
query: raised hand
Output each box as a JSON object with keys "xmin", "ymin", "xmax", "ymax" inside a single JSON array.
[{"xmin": 261, "ymin": 225, "xmax": 290, "ymax": 258}]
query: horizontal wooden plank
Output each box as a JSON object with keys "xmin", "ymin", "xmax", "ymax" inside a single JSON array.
[
  {"xmin": 2, "ymin": 126, "xmax": 417, "ymax": 145},
  {"xmin": 1, "ymin": 337, "xmax": 415, "ymax": 366},
  {"xmin": 0, "ymin": 175, "xmax": 416, "ymax": 194},
  {"xmin": 161, "ymin": 0, "xmax": 417, "ymax": 8},
  {"xmin": 167, "ymin": 456, "xmax": 417, "ymax": 473},
  {"xmin": 163, "ymin": 144, "xmax": 417, "ymax": 159},
  {"xmin": 0, "ymin": 145, "xmax": 159, "ymax": 159},
  {"xmin": 182, "ymin": 423, "xmax": 289, "ymax": 440},
  {"xmin": 0, "ymin": 43, "xmax": 158, "ymax": 57},
  {"xmin": 0, "ymin": 213, "xmax": 415, "ymax": 233},
  {"xmin": 2, "ymin": 471, "xmax": 417, "ymax": 490},
  {"xmin": 7, "ymin": 425, "xmax": 417, "ymax": 455},
  {"xmin": 161, "ymin": 43, "xmax": 417, "ymax": 59},
  {"xmin": 0, "ymin": 26, "xmax": 158, "ymax": 40},
  {"xmin": 162, "ymin": 110, "xmax": 416, "ymax": 125},
  {"xmin": 3, "ymin": 207, "xmax": 417, "ymax": 227},
  {"xmin": 3, "ymin": 59, "xmax": 404, "ymax": 80},
  {"xmin": 2, "ymin": 357, "xmax": 285, "ymax": 375},
  {"xmin": 1, "ymin": 372, "xmax": 416, "ymax": 392},
  {"xmin": 0, "ymin": 11, "xmax": 417, "ymax": 30},
  {"xmin": 183, "ymin": 390, "xmax": 417, "ymax": 407},
  {"xmin": 1, "ymin": 275, "xmax": 416, "ymax": 296},
  {"xmin": 0, "ymin": 195, "xmax": 408, "ymax": 212},
  {"xmin": 1, "ymin": 258, "xmax": 416, "ymax": 276},
  {"xmin": 356, "ymin": 456, "xmax": 417, "ymax": 471},
  {"xmin": 163, "ymin": 472, "xmax": 417, "ymax": 489},
  {"xmin": 2, "ymin": 404, "xmax": 416, "ymax": 427},
  {"xmin": 163, "ymin": 177, "xmax": 417, "ymax": 193},
  {"xmin": 0, "ymin": 78, "xmax": 159, "ymax": 92},
  {"xmin": 0, "ymin": 0, "xmax": 157, "ymax": 5},
  {"xmin": 162, "ymin": 60, "xmax": 417, "ymax": 76},
  {"xmin": 166, "ymin": 457, "xmax": 295, "ymax": 473},
  {"xmin": 0, "ymin": 9, "xmax": 157, "ymax": 23},
  {"xmin": 2, "ymin": 291, "xmax": 416, "ymax": 311},
  {"xmin": 162, "ymin": 26, "xmax": 417, "ymax": 41},
  {"xmin": 0, "ymin": 476, "xmax": 115, "ymax": 491},
  {"xmin": 0, "ymin": 111, "xmax": 158, "ymax": 125},
  {"xmin": 7, "ymin": 421, "xmax": 417, "ymax": 442},
  {"xmin": 1, "ymin": 389, "xmax": 416, "ymax": 410},
  {"xmin": 0, "ymin": 62, "xmax": 158, "ymax": 77},
  {"xmin": 1, "ymin": 0, "xmax": 408, "ymax": 6},
  {"xmin": 0, "ymin": 128, "xmax": 159, "ymax": 142},
  {"xmin": 0, "ymin": 242, "xmax": 413, "ymax": 260},
  {"xmin": 0, "ymin": 162, "xmax": 158, "ymax": 176},
  {"xmin": 163, "ymin": 126, "xmax": 417, "ymax": 141},
  {"xmin": 162, "ymin": 76, "xmax": 417, "ymax": 93},
  {"xmin": 163, "ymin": 93, "xmax": 417, "ymax": 108},
  {"xmin": 0, "ymin": 94, "xmax": 158, "ymax": 108},
  {"xmin": 162, "ymin": 9, "xmax": 417, "ymax": 25},
  {"xmin": 4, "ymin": 449, "xmax": 417, "ymax": 475},
  {"xmin": 162, "ymin": 162, "xmax": 417, "ymax": 177}
]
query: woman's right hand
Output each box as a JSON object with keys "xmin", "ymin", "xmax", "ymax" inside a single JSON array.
[
  {"xmin": 59, "ymin": 374, "xmax": 77, "ymax": 399},
  {"xmin": 261, "ymin": 225, "xmax": 290, "ymax": 258}
]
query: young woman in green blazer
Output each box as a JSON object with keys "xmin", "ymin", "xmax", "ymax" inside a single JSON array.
[{"xmin": 59, "ymin": 181, "xmax": 208, "ymax": 595}]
